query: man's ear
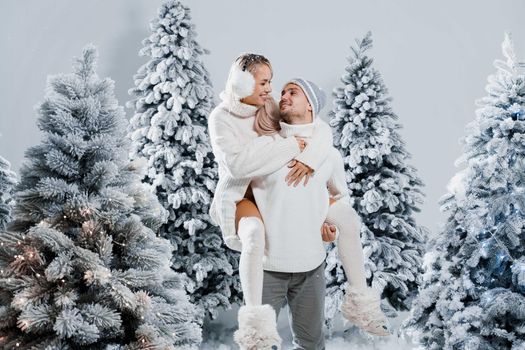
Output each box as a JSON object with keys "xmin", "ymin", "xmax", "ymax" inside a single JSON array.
[{"xmin": 307, "ymin": 103, "xmax": 312, "ymax": 112}]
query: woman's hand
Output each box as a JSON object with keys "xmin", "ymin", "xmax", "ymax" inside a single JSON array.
[
  {"xmin": 295, "ymin": 136, "xmax": 307, "ymax": 152},
  {"xmin": 321, "ymin": 223, "xmax": 338, "ymax": 242},
  {"xmin": 286, "ymin": 160, "xmax": 313, "ymax": 186}
]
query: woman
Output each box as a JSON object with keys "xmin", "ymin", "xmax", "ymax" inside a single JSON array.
[{"xmin": 208, "ymin": 54, "xmax": 388, "ymax": 349}]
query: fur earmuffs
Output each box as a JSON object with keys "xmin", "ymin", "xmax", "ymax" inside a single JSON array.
[{"xmin": 226, "ymin": 61, "xmax": 255, "ymax": 99}]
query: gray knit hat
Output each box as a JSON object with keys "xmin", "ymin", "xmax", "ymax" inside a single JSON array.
[{"xmin": 283, "ymin": 78, "xmax": 326, "ymax": 119}]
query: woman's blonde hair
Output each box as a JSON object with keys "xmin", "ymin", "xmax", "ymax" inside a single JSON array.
[{"xmin": 254, "ymin": 96, "xmax": 281, "ymax": 136}]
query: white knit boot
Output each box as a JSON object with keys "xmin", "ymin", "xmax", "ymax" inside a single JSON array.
[
  {"xmin": 234, "ymin": 304, "xmax": 281, "ymax": 350},
  {"xmin": 341, "ymin": 286, "xmax": 391, "ymax": 336}
]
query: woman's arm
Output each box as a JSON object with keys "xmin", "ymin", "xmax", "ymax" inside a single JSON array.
[
  {"xmin": 294, "ymin": 119, "xmax": 333, "ymax": 171},
  {"xmin": 208, "ymin": 110, "xmax": 301, "ymax": 179}
]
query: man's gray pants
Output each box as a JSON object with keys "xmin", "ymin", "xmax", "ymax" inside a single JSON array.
[{"xmin": 262, "ymin": 261, "xmax": 326, "ymax": 350}]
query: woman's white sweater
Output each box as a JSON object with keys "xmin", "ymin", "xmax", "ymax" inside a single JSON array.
[
  {"xmin": 250, "ymin": 121, "xmax": 351, "ymax": 272},
  {"xmin": 207, "ymin": 93, "xmax": 332, "ymax": 251}
]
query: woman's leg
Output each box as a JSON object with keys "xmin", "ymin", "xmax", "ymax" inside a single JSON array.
[
  {"xmin": 326, "ymin": 199, "xmax": 390, "ymax": 336},
  {"xmin": 326, "ymin": 199, "xmax": 367, "ymax": 291},
  {"xmin": 234, "ymin": 199, "xmax": 282, "ymax": 349},
  {"xmin": 235, "ymin": 198, "xmax": 265, "ymax": 306}
]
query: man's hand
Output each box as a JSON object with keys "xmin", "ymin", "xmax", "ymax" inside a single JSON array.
[
  {"xmin": 321, "ymin": 223, "xmax": 338, "ymax": 242},
  {"xmin": 286, "ymin": 160, "xmax": 313, "ymax": 187}
]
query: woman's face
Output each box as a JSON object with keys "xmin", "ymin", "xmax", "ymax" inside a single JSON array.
[{"xmin": 241, "ymin": 64, "xmax": 272, "ymax": 107}]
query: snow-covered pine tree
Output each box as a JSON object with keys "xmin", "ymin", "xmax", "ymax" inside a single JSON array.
[
  {"xmin": 404, "ymin": 33, "xmax": 525, "ymax": 350},
  {"xmin": 0, "ymin": 155, "xmax": 17, "ymax": 230},
  {"xmin": 127, "ymin": 0, "xmax": 241, "ymax": 320},
  {"xmin": 0, "ymin": 45, "xmax": 202, "ymax": 349},
  {"xmin": 325, "ymin": 32, "xmax": 428, "ymax": 327}
]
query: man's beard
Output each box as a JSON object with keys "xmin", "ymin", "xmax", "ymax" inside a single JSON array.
[{"xmin": 280, "ymin": 109, "xmax": 297, "ymax": 123}]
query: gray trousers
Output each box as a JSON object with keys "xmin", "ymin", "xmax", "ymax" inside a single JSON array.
[{"xmin": 262, "ymin": 261, "xmax": 326, "ymax": 350}]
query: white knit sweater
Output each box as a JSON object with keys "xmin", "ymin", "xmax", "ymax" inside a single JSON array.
[
  {"xmin": 251, "ymin": 121, "xmax": 351, "ymax": 272},
  {"xmin": 208, "ymin": 92, "xmax": 333, "ymax": 251}
]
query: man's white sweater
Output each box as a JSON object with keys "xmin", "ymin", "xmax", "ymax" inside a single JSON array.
[{"xmin": 251, "ymin": 121, "xmax": 351, "ymax": 273}]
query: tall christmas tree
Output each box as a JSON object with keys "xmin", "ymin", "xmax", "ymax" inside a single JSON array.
[
  {"xmin": 127, "ymin": 0, "xmax": 241, "ymax": 320},
  {"xmin": 0, "ymin": 46, "xmax": 202, "ymax": 349},
  {"xmin": 0, "ymin": 155, "xmax": 17, "ymax": 230},
  {"xmin": 405, "ymin": 33, "xmax": 525, "ymax": 349},
  {"xmin": 325, "ymin": 32, "xmax": 428, "ymax": 327}
]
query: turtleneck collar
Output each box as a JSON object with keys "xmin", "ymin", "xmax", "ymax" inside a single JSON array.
[
  {"xmin": 219, "ymin": 91, "xmax": 258, "ymax": 118},
  {"xmin": 278, "ymin": 120, "xmax": 317, "ymax": 138}
]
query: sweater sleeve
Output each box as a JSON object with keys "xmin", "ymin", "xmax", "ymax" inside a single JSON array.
[
  {"xmin": 208, "ymin": 109, "xmax": 301, "ymax": 179},
  {"xmin": 327, "ymin": 148, "xmax": 351, "ymax": 205},
  {"xmin": 294, "ymin": 119, "xmax": 333, "ymax": 171}
]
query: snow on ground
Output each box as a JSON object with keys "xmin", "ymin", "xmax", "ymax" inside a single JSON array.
[{"xmin": 200, "ymin": 305, "xmax": 418, "ymax": 349}]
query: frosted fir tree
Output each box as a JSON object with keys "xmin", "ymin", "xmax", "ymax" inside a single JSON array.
[
  {"xmin": 0, "ymin": 46, "xmax": 202, "ymax": 349},
  {"xmin": 127, "ymin": 0, "xmax": 241, "ymax": 320},
  {"xmin": 325, "ymin": 32, "xmax": 428, "ymax": 327},
  {"xmin": 404, "ymin": 33, "xmax": 525, "ymax": 350},
  {"xmin": 0, "ymin": 155, "xmax": 17, "ymax": 230}
]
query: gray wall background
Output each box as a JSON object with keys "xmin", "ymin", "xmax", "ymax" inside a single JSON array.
[{"xmin": 1, "ymin": 0, "xmax": 524, "ymax": 236}]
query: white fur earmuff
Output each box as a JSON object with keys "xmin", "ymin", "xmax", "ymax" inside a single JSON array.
[{"xmin": 226, "ymin": 62, "xmax": 256, "ymax": 99}]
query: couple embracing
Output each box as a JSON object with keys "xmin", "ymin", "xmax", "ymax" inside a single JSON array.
[{"xmin": 208, "ymin": 53, "xmax": 390, "ymax": 350}]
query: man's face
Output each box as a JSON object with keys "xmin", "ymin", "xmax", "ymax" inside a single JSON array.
[{"xmin": 279, "ymin": 83, "xmax": 313, "ymax": 124}]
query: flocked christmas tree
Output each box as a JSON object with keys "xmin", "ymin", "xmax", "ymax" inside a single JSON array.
[
  {"xmin": 0, "ymin": 154, "xmax": 17, "ymax": 230},
  {"xmin": 127, "ymin": 0, "xmax": 241, "ymax": 320},
  {"xmin": 0, "ymin": 45, "xmax": 202, "ymax": 349},
  {"xmin": 404, "ymin": 33, "xmax": 525, "ymax": 349},
  {"xmin": 325, "ymin": 32, "xmax": 428, "ymax": 327}
]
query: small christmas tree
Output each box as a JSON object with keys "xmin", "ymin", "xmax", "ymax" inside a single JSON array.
[
  {"xmin": 325, "ymin": 32, "xmax": 428, "ymax": 327},
  {"xmin": 405, "ymin": 33, "xmax": 525, "ymax": 349},
  {"xmin": 127, "ymin": 0, "xmax": 241, "ymax": 320},
  {"xmin": 0, "ymin": 155, "xmax": 17, "ymax": 230},
  {"xmin": 0, "ymin": 45, "xmax": 201, "ymax": 349}
]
